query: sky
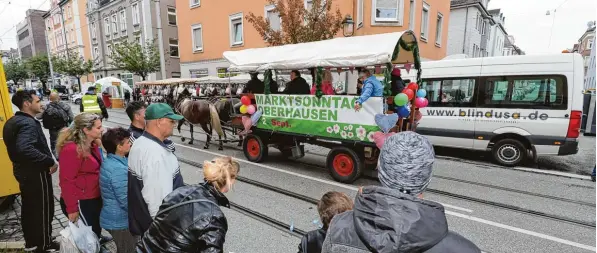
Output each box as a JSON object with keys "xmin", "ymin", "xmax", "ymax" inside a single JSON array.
[{"xmin": 0, "ymin": 0, "xmax": 595, "ymax": 55}]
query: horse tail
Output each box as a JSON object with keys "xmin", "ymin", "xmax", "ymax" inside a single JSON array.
[{"xmin": 209, "ymin": 104, "xmax": 224, "ymax": 137}]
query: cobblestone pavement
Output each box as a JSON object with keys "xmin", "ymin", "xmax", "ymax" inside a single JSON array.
[{"xmin": 0, "ymin": 195, "xmax": 117, "ymax": 252}]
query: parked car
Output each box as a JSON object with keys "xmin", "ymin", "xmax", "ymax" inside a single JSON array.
[
  {"xmin": 71, "ymin": 92, "xmax": 83, "ymax": 105},
  {"xmin": 54, "ymin": 85, "xmax": 70, "ymax": 100}
]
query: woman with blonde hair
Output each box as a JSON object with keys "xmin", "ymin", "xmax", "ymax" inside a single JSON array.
[
  {"xmin": 311, "ymin": 69, "xmax": 335, "ymax": 95},
  {"xmin": 57, "ymin": 112, "xmax": 108, "ymax": 243},
  {"xmin": 138, "ymin": 156, "xmax": 240, "ymax": 252}
]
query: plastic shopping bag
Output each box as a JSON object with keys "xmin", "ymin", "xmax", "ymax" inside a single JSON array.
[
  {"xmin": 58, "ymin": 226, "xmax": 79, "ymax": 253},
  {"xmin": 69, "ymin": 219, "xmax": 100, "ymax": 253}
]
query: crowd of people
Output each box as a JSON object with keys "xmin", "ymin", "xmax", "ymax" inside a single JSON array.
[{"xmin": 4, "ymin": 87, "xmax": 480, "ymax": 253}]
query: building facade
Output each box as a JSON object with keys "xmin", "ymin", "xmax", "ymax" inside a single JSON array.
[
  {"xmin": 16, "ymin": 9, "xmax": 48, "ymax": 59},
  {"xmin": 176, "ymin": 0, "xmax": 450, "ymax": 78},
  {"xmin": 572, "ymin": 22, "xmax": 595, "ymax": 74},
  {"xmin": 502, "ymin": 35, "xmax": 524, "ymax": 56},
  {"xmin": 85, "ymin": 0, "xmax": 180, "ymax": 84},
  {"xmin": 1, "ymin": 48, "xmax": 20, "ymax": 63},
  {"xmin": 447, "ymin": 0, "xmax": 494, "ymax": 58},
  {"xmin": 487, "ymin": 8, "xmax": 506, "ymax": 57},
  {"xmin": 45, "ymin": 0, "xmax": 95, "ymax": 86}
]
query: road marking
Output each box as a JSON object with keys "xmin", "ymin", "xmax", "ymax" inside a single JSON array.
[
  {"xmin": 512, "ymin": 166, "xmax": 592, "ymax": 180},
  {"xmin": 447, "ymin": 211, "xmax": 596, "ymax": 252},
  {"xmin": 173, "ymin": 143, "xmax": 474, "ymax": 213}
]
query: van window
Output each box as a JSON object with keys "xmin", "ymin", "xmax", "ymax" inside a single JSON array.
[
  {"xmin": 479, "ymin": 75, "xmax": 567, "ymax": 109},
  {"xmin": 422, "ymin": 78, "xmax": 477, "ymax": 107}
]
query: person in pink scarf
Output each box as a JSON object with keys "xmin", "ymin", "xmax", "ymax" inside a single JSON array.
[{"xmin": 311, "ymin": 70, "xmax": 335, "ymax": 95}]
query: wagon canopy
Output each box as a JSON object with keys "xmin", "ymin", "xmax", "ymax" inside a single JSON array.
[{"xmin": 223, "ymin": 31, "xmax": 418, "ymax": 72}]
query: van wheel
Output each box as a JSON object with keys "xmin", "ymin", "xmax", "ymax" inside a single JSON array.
[{"xmin": 492, "ymin": 139, "xmax": 526, "ymax": 167}]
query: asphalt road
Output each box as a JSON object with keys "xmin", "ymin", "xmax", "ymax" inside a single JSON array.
[
  {"xmin": 96, "ymin": 104, "xmax": 596, "ymax": 253},
  {"xmin": 15, "ymin": 99, "xmax": 595, "ymax": 253}
]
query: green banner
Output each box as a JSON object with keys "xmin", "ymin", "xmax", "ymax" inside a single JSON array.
[{"xmin": 255, "ymin": 94, "xmax": 384, "ymax": 142}]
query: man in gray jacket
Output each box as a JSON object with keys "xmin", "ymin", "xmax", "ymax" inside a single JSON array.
[{"xmin": 322, "ymin": 132, "xmax": 480, "ymax": 253}]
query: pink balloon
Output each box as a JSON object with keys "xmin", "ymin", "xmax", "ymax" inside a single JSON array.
[
  {"xmin": 372, "ymin": 131, "xmax": 397, "ymax": 149},
  {"xmin": 247, "ymin": 105, "xmax": 256, "ymax": 114},
  {"xmin": 414, "ymin": 97, "xmax": 428, "ymax": 108}
]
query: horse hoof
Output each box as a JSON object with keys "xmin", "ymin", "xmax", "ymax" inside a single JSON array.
[
  {"xmin": 218, "ymin": 147, "xmax": 224, "ymax": 151},
  {"xmin": 203, "ymin": 146, "xmax": 209, "ymax": 150},
  {"xmin": 181, "ymin": 137, "xmax": 186, "ymax": 142},
  {"xmin": 188, "ymin": 141, "xmax": 193, "ymax": 145}
]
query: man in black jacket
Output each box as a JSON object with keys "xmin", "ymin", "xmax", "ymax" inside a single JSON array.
[
  {"xmin": 3, "ymin": 90, "xmax": 59, "ymax": 253},
  {"xmin": 242, "ymin": 72, "xmax": 265, "ymax": 94},
  {"xmin": 283, "ymin": 70, "xmax": 310, "ymax": 95},
  {"xmin": 42, "ymin": 92, "xmax": 73, "ymax": 159}
]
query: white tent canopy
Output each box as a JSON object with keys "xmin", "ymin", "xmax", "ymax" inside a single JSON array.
[
  {"xmin": 223, "ymin": 31, "xmax": 418, "ymax": 72},
  {"xmin": 95, "ymin": 77, "xmax": 133, "ymax": 92}
]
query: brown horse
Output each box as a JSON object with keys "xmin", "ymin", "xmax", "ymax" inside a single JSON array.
[{"xmin": 174, "ymin": 89, "xmax": 239, "ymax": 150}]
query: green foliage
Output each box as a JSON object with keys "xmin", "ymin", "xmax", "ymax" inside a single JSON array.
[
  {"xmin": 109, "ymin": 40, "xmax": 161, "ymax": 80},
  {"xmin": 246, "ymin": 0, "xmax": 344, "ymax": 46},
  {"xmin": 4, "ymin": 59, "xmax": 29, "ymax": 86},
  {"xmin": 25, "ymin": 55, "xmax": 50, "ymax": 90},
  {"xmin": 53, "ymin": 49, "xmax": 93, "ymax": 90}
]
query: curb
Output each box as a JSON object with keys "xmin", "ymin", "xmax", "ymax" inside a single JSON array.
[{"xmin": 0, "ymin": 241, "xmax": 25, "ymax": 249}]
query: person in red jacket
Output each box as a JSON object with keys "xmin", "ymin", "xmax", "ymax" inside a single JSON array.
[
  {"xmin": 310, "ymin": 70, "xmax": 335, "ymax": 95},
  {"xmin": 56, "ymin": 112, "xmax": 105, "ymax": 240}
]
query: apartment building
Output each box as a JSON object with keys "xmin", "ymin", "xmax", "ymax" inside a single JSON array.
[
  {"xmin": 1, "ymin": 48, "xmax": 19, "ymax": 63},
  {"xmin": 503, "ymin": 35, "xmax": 524, "ymax": 56},
  {"xmin": 176, "ymin": 0, "xmax": 450, "ymax": 78},
  {"xmin": 44, "ymin": 0, "xmax": 95, "ymax": 86},
  {"xmin": 572, "ymin": 22, "xmax": 595, "ymax": 74},
  {"xmin": 487, "ymin": 8, "xmax": 506, "ymax": 57},
  {"xmin": 86, "ymin": 0, "xmax": 180, "ymax": 84},
  {"xmin": 447, "ymin": 0, "xmax": 493, "ymax": 58},
  {"xmin": 16, "ymin": 9, "xmax": 48, "ymax": 59}
]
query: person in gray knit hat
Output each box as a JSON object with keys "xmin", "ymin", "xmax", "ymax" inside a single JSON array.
[{"xmin": 322, "ymin": 132, "xmax": 480, "ymax": 253}]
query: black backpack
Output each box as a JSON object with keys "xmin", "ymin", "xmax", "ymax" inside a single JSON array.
[{"xmin": 42, "ymin": 103, "xmax": 69, "ymax": 130}]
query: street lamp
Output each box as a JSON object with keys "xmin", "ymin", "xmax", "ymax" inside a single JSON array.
[{"xmin": 342, "ymin": 15, "xmax": 354, "ymax": 37}]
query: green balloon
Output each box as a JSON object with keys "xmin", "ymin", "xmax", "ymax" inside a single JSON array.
[{"xmin": 394, "ymin": 93, "xmax": 409, "ymax": 106}]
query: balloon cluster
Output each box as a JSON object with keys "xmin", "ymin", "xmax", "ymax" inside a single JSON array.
[
  {"xmin": 240, "ymin": 95, "xmax": 257, "ymax": 114},
  {"xmin": 393, "ymin": 82, "xmax": 428, "ymax": 118}
]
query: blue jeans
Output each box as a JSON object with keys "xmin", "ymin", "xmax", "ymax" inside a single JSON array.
[{"xmin": 592, "ymin": 166, "xmax": 595, "ymax": 177}]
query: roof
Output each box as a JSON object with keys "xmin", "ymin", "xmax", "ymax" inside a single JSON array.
[
  {"xmin": 223, "ymin": 31, "xmax": 418, "ymax": 72},
  {"xmin": 488, "ymin": 9, "xmax": 501, "ymax": 14}
]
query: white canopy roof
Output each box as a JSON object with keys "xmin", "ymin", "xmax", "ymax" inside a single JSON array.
[{"xmin": 223, "ymin": 31, "xmax": 418, "ymax": 72}]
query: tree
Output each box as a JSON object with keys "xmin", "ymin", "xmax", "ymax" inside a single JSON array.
[
  {"xmin": 26, "ymin": 55, "xmax": 51, "ymax": 91},
  {"xmin": 109, "ymin": 40, "xmax": 161, "ymax": 80},
  {"xmin": 53, "ymin": 49, "xmax": 93, "ymax": 91},
  {"xmin": 4, "ymin": 59, "xmax": 29, "ymax": 86},
  {"xmin": 246, "ymin": 0, "xmax": 343, "ymax": 46}
]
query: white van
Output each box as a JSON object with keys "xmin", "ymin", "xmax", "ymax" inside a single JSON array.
[{"xmin": 407, "ymin": 54, "xmax": 583, "ymax": 166}]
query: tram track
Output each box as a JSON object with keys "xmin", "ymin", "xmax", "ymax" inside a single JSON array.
[
  {"xmin": 104, "ymin": 117, "xmax": 596, "ymax": 229},
  {"xmin": 103, "ymin": 117, "xmax": 594, "ymax": 206}
]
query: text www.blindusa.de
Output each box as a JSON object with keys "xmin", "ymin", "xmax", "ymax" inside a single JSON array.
[{"xmin": 426, "ymin": 109, "xmax": 550, "ymax": 120}]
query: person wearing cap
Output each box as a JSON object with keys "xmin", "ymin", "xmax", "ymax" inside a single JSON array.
[
  {"xmin": 80, "ymin": 86, "xmax": 109, "ymax": 120},
  {"xmin": 391, "ymin": 68, "xmax": 406, "ymax": 96},
  {"xmin": 354, "ymin": 68, "xmax": 383, "ymax": 111},
  {"xmin": 127, "ymin": 103, "xmax": 185, "ymax": 237},
  {"xmin": 322, "ymin": 132, "xmax": 481, "ymax": 253}
]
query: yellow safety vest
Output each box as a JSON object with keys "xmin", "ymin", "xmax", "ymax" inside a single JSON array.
[{"xmin": 82, "ymin": 94, "xmax": 102, "ymax": 114}]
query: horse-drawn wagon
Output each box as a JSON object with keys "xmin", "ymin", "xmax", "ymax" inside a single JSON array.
[
  {"xmin": 223, "ymin": 31, "xmax": 429, "ymax": 183},
  {"xmin": 134, "ymin": 76, "xmax": 250, "ymax": 150}
]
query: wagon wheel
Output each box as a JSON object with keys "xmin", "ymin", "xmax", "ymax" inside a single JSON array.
[
  {"xmin": 326, "ymin": 147, "xmax": 363, "ymax": 183},
  {"xmin": 243, "ymin": 134, "xmax": 269, "ymax": 162}
]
